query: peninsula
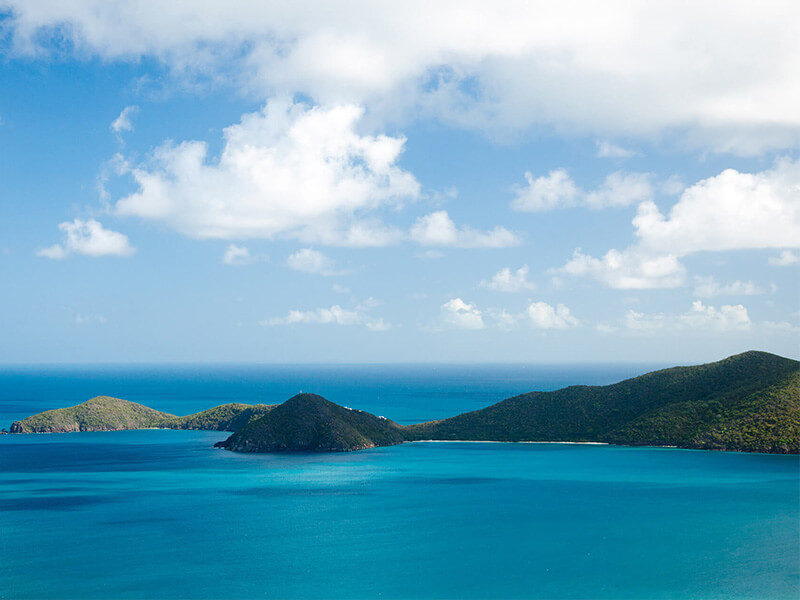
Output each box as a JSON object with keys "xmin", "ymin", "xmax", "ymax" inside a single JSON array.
[{"xmin": 8, "ymin": 351, "xmax": 799, "ymax": 454}]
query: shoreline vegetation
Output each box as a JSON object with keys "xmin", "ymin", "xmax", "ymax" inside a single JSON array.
[{"xmin": 5, "ymin": 351, "xmax": 799, "ymax": 454}]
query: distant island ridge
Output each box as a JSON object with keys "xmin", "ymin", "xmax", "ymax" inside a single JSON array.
[{"xmin": 6, "ymin": 351, "xmax": 799, "ymax": 454}]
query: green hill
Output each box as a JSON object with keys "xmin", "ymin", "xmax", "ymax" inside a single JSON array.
[
  {"xmin": 10, "ymin": 398, "xmax": 276, "ymax": 434},
  {"xmin": 8, "ymin": 351, "xmax": 798, "ymax": 454},
  {"xmin": 161, "ymin": 403, "xmax": 276, "ymax": 431},
  {"xmin": 9, "ymin": 396, "xmax": 175, "ymax": 433},
  {"xmin": 215, "ymin": 393, "xmax": 406, "ymax": 452},
  {"xmin": 406, "ymin": 351, "xmax": 800, "ymax": 453}
]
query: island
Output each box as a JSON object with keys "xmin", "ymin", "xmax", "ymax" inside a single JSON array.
[
  {"xmin": 7, "ymin": 351, "xmax": 799, "ymax": 454},
  {"xmin": 214, "ymin": 393, "xmax": 406, "ymax": 452},
  {"xmin": 9, "ymin": 397, "xmax": 275, "ymax": 433}
]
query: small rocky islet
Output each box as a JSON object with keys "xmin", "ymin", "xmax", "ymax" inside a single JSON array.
[{"xmin": 7, "ymin": 351, "xmax": 799, "ymax": 454}]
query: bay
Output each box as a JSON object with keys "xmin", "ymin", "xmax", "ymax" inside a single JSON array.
[{"xmin": 1, "ymin": 365, "xmax": 798, "ymax": 599}]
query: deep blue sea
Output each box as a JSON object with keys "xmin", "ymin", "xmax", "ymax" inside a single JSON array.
[{"xmin": 1, "ymin": 365, "xmax": 798, "ymax": 599}]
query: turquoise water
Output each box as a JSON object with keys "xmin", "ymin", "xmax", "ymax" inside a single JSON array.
[{"xmin": 1, "ymin": 366, "xmax": 798, "ymax": 599}]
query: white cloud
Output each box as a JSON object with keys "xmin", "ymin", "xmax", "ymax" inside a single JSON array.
[
  {"xmin": 556, "ymin": 247, "xmax": 686, "ymax": 289},
  {"xmin": 625, "ymin": 301, "xmax": 751, "ymax": 332},
  {"xmin": 115, "ymin": 99, "xmax": 420, "ymax": 245},
  {"xmin": 769, "ymin": 250, "xmax": 800, "ymax": 266},
  {"xmin": 110, "ymin": 105, "xmax": 139, "ymax": 133},
  {"xmin": 7, "ymin": 2, "xmax": 800, "ymax": 154},
  {"xmin": 584, "ymin": 172, "xmax": 653, "ymax": 209},
  {"xmin": 487, "ymin": 308, "xmax": 518, "ymax": 330},
  {"xmin": 410, "ymin": 211, "xmax": 519, "ymax": 248},
  {"xmin": 480, "ymin": 265, "xmax": 536, "ymax": 292},
  {"xmin": 512, "ymin": 170, "xmax": 652, "ymax": 211},
  {"xmin": 263, "ymin": 299, "xmax": 388, "ymax": 331},
  {"xmin": 555, "ymin": 159, "xmax": 800, "ymax": 289},
  {"xmin": 632, "ymin": 158, "xmax": 800, "ymax": 255},
  {"xmin": 436, "ymin": 298, "xmax": 580, "ymax": 332},
  {"xmin": 693, "ymin": 276, "xmax": 765, "ymax": 298},
  {"xmin": 286, "ymin": 248, "xmax": 341, "ymax": 275},
  {"xmin": 526, "ymin": 301, "xmax": 579, "ymax": 330},
  {"xmin": 762, "ymin": 320, "xmax": 800, "ymax": 333},
  {"xmin": 511, "ymin": 169, "xmax": 578, "ymax": 212},
  {"xmin": 38, "ymin": 219, "xmax": 135, "ymax": 259},
  {"xmin": 441, "ymin": 298, "xmax": 485, "ymax": 330},
  {"xmin": 595, "ymin": 141, "xmax": 635, "ymax": 158},
  {"xmin": 222, "ymin": 244, "xmax": 253, "ymax": 265},
  {"xmin": 680, "ymin": 301, "xmax": 751, "ymax": 331}
]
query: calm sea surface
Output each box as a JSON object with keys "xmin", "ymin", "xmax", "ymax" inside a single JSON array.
[{"xmin": 1, "ymin": 365, "xmax": 798, "ymax": 599}]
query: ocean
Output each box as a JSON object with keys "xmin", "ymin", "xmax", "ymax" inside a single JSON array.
[{"xmin": 1, "ymin": 364, "xmax": 798, "ymax": 599}]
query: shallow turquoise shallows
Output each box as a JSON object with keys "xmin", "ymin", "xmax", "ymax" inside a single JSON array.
[{"xmin": 1, "ymin": 365, "xmax": 798, "ymax": 599}]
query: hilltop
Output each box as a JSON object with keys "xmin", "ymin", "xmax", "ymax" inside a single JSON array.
[
  {"xmin": 406, "ymin": 351, "xmax": 800, "ymax": 453},
  {"xmin": 214, "ymin": 393, "xmax": 406, "ymax": 452},
  {"xmin": 9, "ymin": 396, "xmax": 175, "ymax": 433}
]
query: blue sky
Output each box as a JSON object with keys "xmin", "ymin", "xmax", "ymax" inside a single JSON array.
[{"xmin": 0, "ymin": 2, "xmax": 798, "ymax": 363}]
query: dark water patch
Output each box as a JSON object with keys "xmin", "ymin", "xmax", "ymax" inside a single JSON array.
[
  {"xmin": 0, "ymin": 493, "xmax": 119, "ymax": 511},
  {"xmin": 0, "ymin": 441, "xmax": 199, "ymax": 473},
  {"xmin": 232, "ymin": 485, "xmax": 365, "ymax": 498},
  {"xmin": 103, "ymin": 515, "xmax": 186, "ymax": 527},
  {"xmin": 401, "ymin": 475, "xmax": 505, "ymax": 486},
  {"xmin": 20, "ymin": 486, "xmax": 99, "ymax": 495}
]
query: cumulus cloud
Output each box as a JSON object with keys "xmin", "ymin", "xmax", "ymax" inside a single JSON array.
[
  {"xmin": 441, "ymin": 298, "xmax": 485, "ymax": 329},
  {"xmin": 286, "ymin": 248, "xmax": 341, "ymax": 276},
  {"xmin": 768, "ymin": 250, "xmax": 800, "ymax": 267},
  {"xmin": 222, "ymin": 244, "xmax": 253, "ymax": 265},
  {"xmin": 555, "ymin": 159, "xmax": 800, "ymax": 289},
  {"xmin": 263, "ymin": 299, "xmax": 388, "ymax": 331},
  {"xmin": 693, "ymin": 276, "xmax": 765, "ymax": 298},
  {"xmin": 526, "ymin": 301, "xmax": 579, "ymax": 330},
  {"xmin": 625, "ymin": 301, "xmax": 751, "ymax": 332},
  {"xmin": 437, "ymin": 298, "xmax": 579, "ymax": 331},
  {"xmin": 595, "ymin": 141, "xmax": 636, "ymax": 158},
  {"xmin": 556, "ymin": 247, "xmax": 686, "ymax": 289},
  {"xmin": 110, "ymin": 105, "xmax": 139, "ymax": 133},
  {"xmin": 584, "ymin": 172, "xmax": 654, "ymax": 209},
  {"xmin": 512, "ymin": 169, "xmax": 653, "ymax": 211},
  {"xmin": 511, "ymin": 170, "xmax": 578, "ymax": 212},
  {"xmin": 410, "ymin": 211, "xmax": 519, "ymax": 248},
  {"xmin": 480, "ymin": 265, "xmax": 536, "ymax": 292},
  {"xmin": 115, "ymin": 99, "xmax": 420, "ymax": 244},
  {"xmin": 38, "ymin": 219, "xmax": 135, "ymax": 259},
  {"xmin": 6, "ymin": 2, "xmax": 800, "ymax": 153},
  {"xmin": 632, "ymin": 158, "xmax": 800, "ymax": 255}
]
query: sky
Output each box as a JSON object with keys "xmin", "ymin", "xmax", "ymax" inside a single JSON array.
[{"xmin": 0, "ymin": 1, "xmax": 798, "ymax": 364}]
